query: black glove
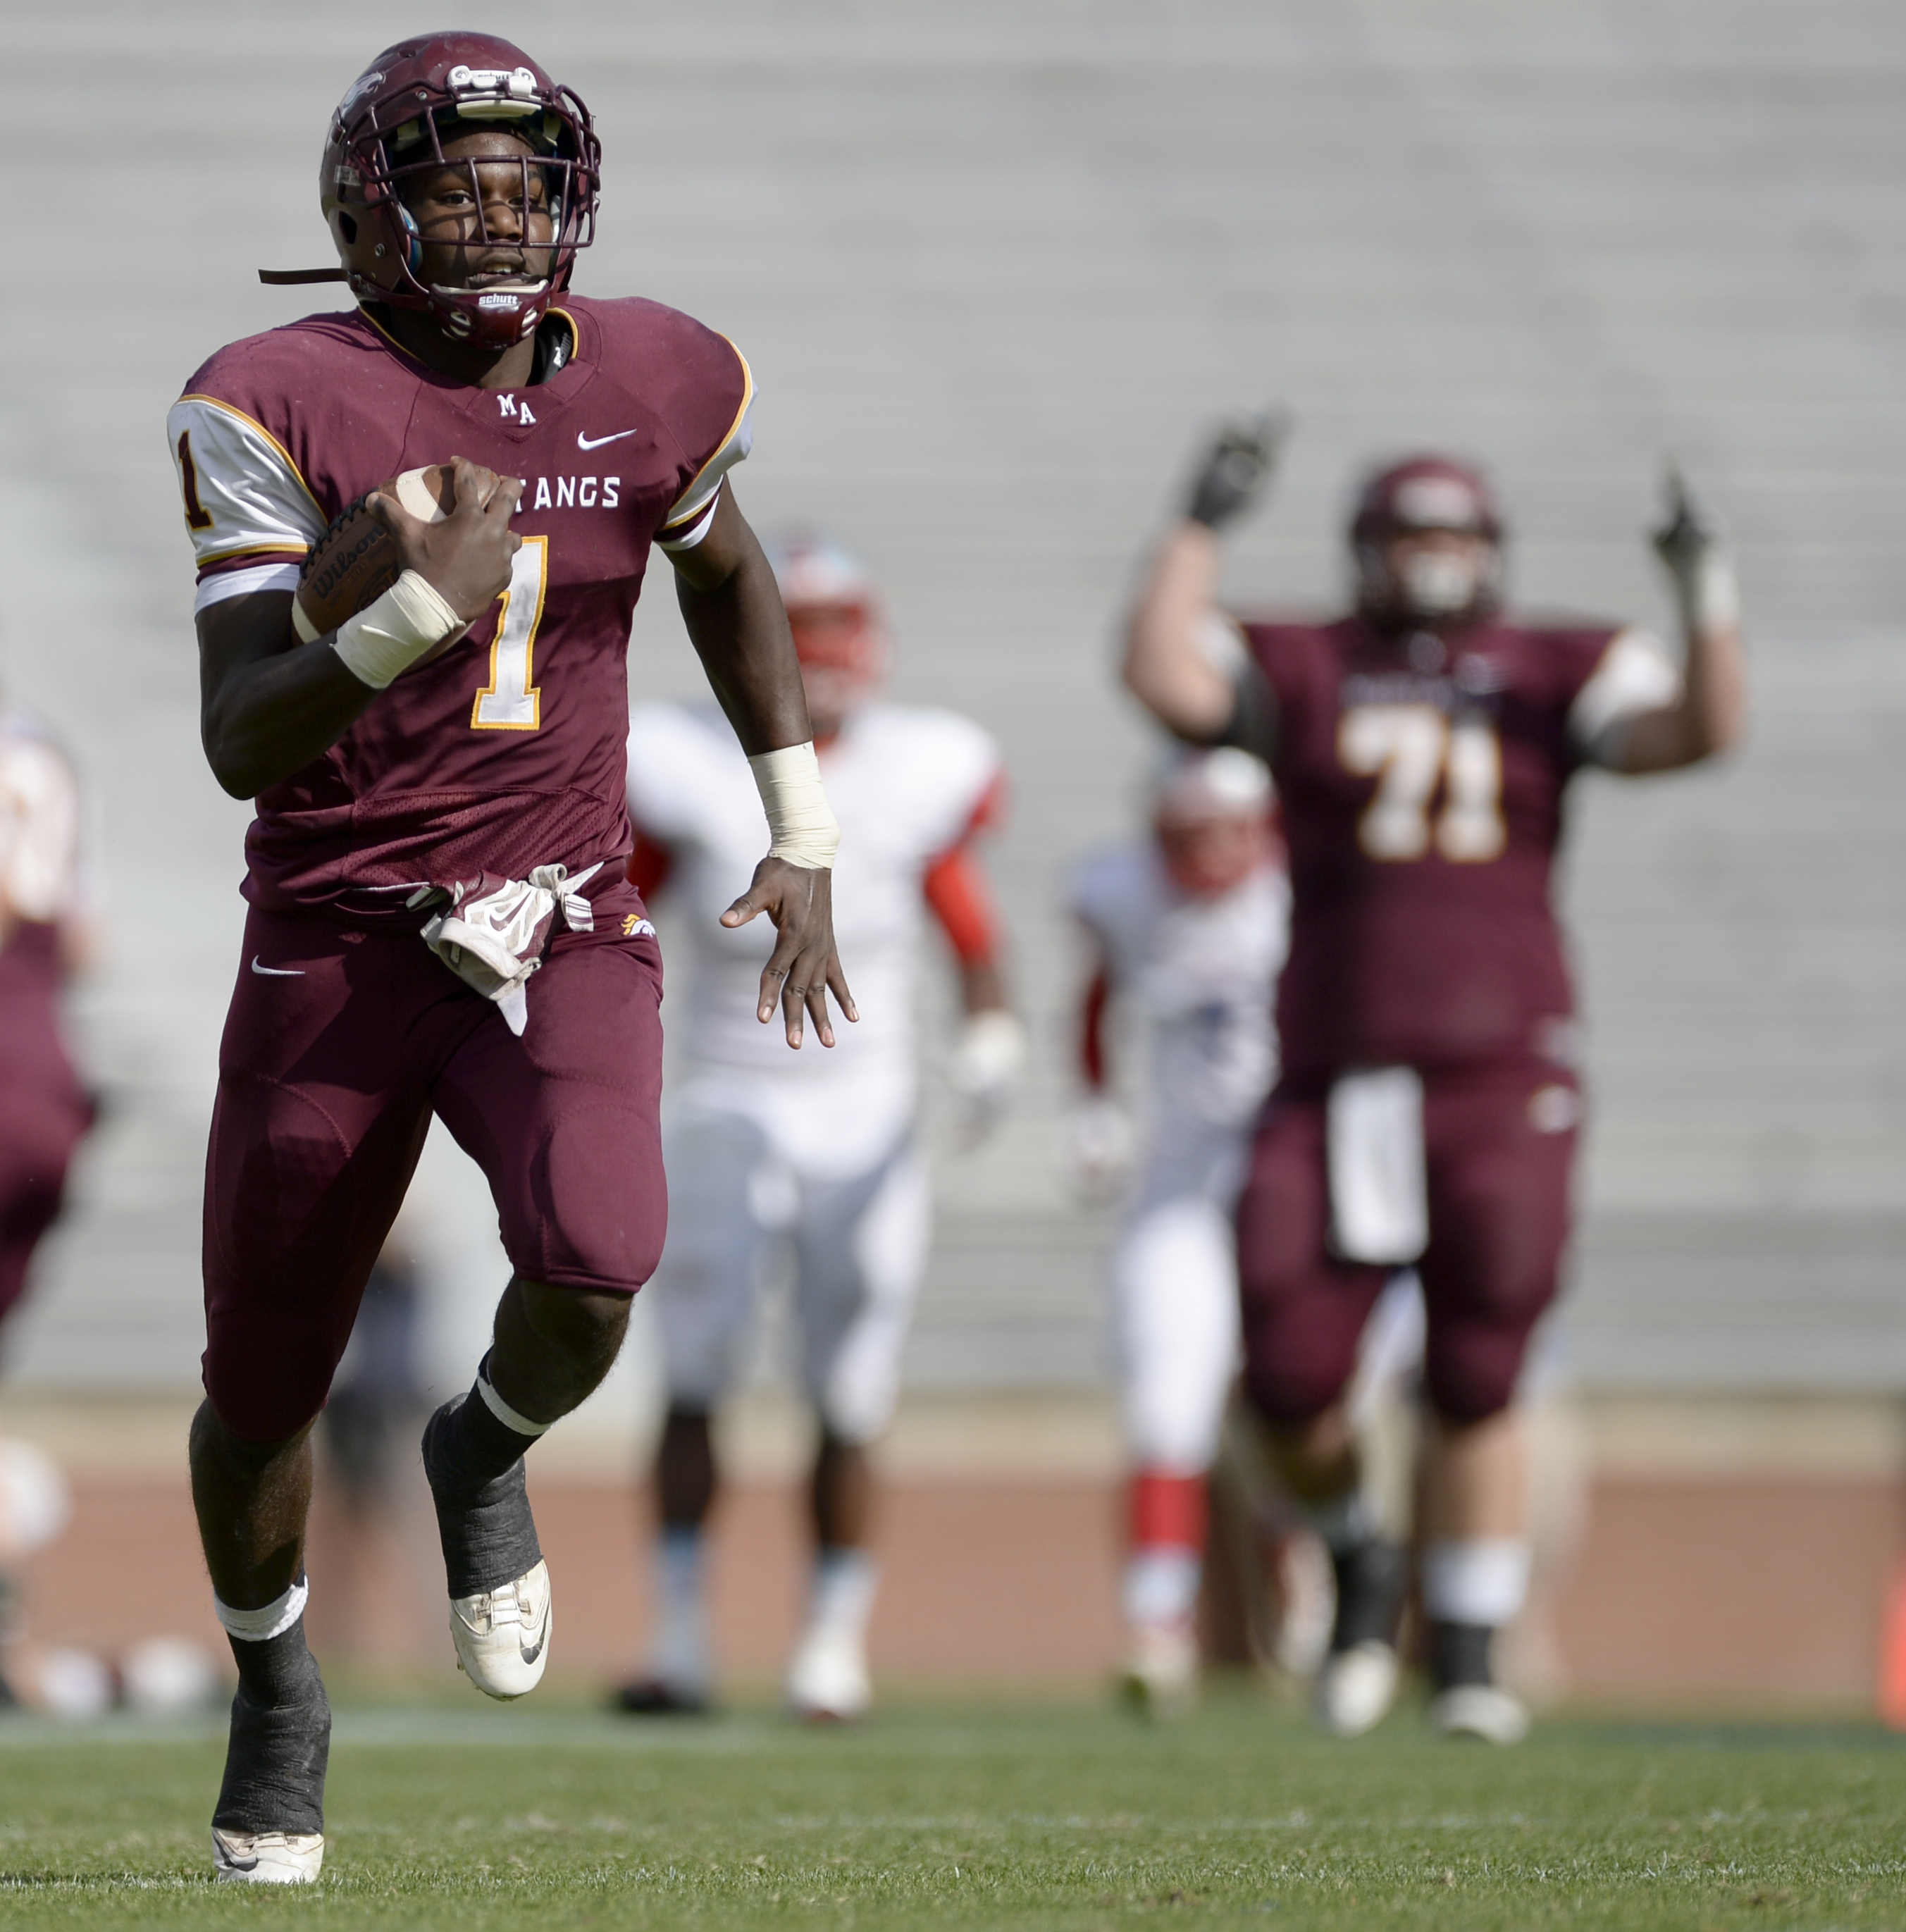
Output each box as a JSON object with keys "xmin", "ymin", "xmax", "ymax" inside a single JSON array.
[
  {"xmin": 1184, "ymin": 409, "xmax": 1288, "ymax": 530},
  {"xmin": 1652, "ymin": 461, "xmax": 1721, "ymax": 572}
]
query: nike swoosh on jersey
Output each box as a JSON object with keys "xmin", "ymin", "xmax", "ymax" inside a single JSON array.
[
  {"xmin": 576, "ymin": 428, "xmax": 636, "ymax": 450},
  {"xmin": 250, "ymin": 957, "xmax": 306, "ymax": 977}
]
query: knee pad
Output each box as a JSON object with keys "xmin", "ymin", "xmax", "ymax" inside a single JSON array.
[{"xmin": 1423, "ymin": 1322, "xmax": 1529, "ymax": 1425}]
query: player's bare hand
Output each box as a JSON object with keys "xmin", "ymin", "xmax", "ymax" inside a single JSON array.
[
  {"xmin": 369, "ymin": 458, "xmax": 523, "ymax": 621},
  {"xmin": 720, "ymin": 857, "xmax": 858, "ymax": 1049}
]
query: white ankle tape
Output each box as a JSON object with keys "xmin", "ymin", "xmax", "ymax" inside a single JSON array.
[
  {"xmin": 1421, "ymin": 1538, "xmax": 1531, "ymax": 1626},
  {"xmin": 477, "ymin": 1372, "xmax": 550, "ymax": 1439},
  {"xmin": 214, "ymin": 1578, "xmax": 308, "ymax": 1643}
]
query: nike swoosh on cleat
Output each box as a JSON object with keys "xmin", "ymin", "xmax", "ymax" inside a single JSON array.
[
  {"xmin": 576, "ymin": 428, "xmax": 636, "ymax": 450},
  {"xmin": 250, "ymin": 957, "xmax": 305, "ymax": 977},
  {"xmin": 520, "ymin": 1626, "xmax": 547, "ymax": 1665}
]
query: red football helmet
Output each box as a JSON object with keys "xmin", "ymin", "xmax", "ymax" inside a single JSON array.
[
  {"xmin": 769, "ymin": 535, "xmax": 891, "ymax": 735},
  {"xmin": 320, "ymin": 35, "xmax": 600, "ymax": 349},
  {"xmin": 1351, "ymin": 455, "xmax": 1504, "ymax": 624}
]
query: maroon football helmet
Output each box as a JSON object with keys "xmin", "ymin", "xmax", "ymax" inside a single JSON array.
[
  {"xmin": 1350, "ymin": 454, "xmax": 1505, "ymax": 624},
  {"xmin": 320, "ymin": 34, "xmax": 600, "ymax": 349}
]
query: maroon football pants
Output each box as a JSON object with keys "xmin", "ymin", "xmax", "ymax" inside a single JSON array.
[
  {"xmin": 1234, "ymin": 1060, "xmax": 1578, "ymax": 1428},
  {"xmin": 203, "ymin": 908, "xmax": 666, "ymax": 1443}
]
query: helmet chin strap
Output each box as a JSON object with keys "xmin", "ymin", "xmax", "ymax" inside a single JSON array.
[{"xmin": 426, "ymin": 280, "xmax": 551, "ymax": 347}]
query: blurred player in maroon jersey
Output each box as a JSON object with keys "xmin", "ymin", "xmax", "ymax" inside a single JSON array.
[
  {"xmin": 616, "ymin": 535, "xmax": 1019, "ymax": 1721},
  {"xmin": 1122, "ymin": 421, "xmax": 1745, "ymax": 1742},
  {"xmin": 166, "ymin": 35, "xmax": 848, "ymax": 1882},
  {"xmin": 0, "ymin": 708, "xmax": 95, "ymax": 1359}
]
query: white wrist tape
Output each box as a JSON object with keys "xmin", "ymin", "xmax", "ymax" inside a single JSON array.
[
  {"xmin": 330, "ymin": 571, "xmax": 464, "ymax": 689},
  {"xmin": 1671, "ymin": 547, "xmax": 1740, "ymax": 635},
  {"xmin": 748, "ymin": 741, "xmax": 841, "ymax": 869}
]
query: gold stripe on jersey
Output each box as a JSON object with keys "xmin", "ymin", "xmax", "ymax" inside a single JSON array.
[
  {"xmin": 659, "ymin": 338, "xmax": 754, "ymax": 533},
  {"xmin": 198, "ymin": 542, "xmax": 313, "ymax": 568}
]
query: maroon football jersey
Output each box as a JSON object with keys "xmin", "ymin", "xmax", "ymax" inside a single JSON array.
[
  {"xmin": 1238, "ymin": 615, "xmax": 1633, "ymax": 1072},
  {"xmin": 167, "ymin": 297, "xmax": 752, "ymax": 921}
]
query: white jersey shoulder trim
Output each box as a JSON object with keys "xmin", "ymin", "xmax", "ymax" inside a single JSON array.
[
  {"xmin": 194, "ymin": 562, "xmax": 304, "ymax": 614},
  {"xmin": 657, "ymin": 342, "xmax": 755, "ymax": 545},
  {"xmin": 1568, "ymin": 626, "xmax": 1682, "ymax": 767},
  {"xmin": 168, "ymin": 395, "xmax": 327, "ymax": 574}
]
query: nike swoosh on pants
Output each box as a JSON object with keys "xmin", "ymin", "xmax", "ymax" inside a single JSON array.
[{"xmin": 250, "ymin": 957, "xmax": 305, "ymax": 977}]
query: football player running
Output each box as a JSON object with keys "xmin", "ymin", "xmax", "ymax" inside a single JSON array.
[
  {"xmin": 1122, "ymin": 422, "xmax": 1745, "ymax": 1743},
  {"xmin": 167, "ymin": 37, "xmax": 849, "ymax": 1882},
  {"xmin": 615, "ymin": 535, "xmax": 1020, "ymax": 1722},
  {"xmin": 1066, "ymin": 746, "xmax": 1289, "ymax": 1717}
]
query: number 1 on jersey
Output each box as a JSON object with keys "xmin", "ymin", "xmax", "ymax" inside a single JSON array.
[{"xmin": 472, "ymin": 537, "xmax": 548, "ymax": 731}]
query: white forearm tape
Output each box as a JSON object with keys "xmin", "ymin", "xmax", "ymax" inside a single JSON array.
[
  {"xmin": 330, "ymin": 571, "xmax": 464, "ymax": 689},
  {"xmin": 1671, "ymin": 547, "xmax": 1741, "ymax": 635},
  {"xmin": 748, "ymin": 741, "xmax": 841, "ymax": 869}
]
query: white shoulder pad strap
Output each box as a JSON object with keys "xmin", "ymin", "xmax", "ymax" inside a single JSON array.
[{"xmin": 166, "ymin": 396, "xmax": 327, "ymax": 579}]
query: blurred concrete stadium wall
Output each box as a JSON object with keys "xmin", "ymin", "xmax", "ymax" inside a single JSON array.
[
  {"xmin": 0, "ymin": 1, "xmax": 1902, "ymax": 1696},
  {"xmin": 9, "ymin": 0, "xmax": 1902, "ymax": 1394}
]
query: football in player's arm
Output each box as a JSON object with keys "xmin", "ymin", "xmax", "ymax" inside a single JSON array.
[
  {"xmin": 1120, "ymin": 418, "xmax": 1744, "ymax": 1745},
  {"xmin": 166, "ymin": 35, "xmax": 850, "ymax": 1883},
  {"xmin": 615, "ymin": 535, "xmax": 1022, "ymax": 1722}
]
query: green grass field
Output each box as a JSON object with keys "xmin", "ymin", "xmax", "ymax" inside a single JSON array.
[{"xmin": 0, "ymin": 1690, "xmax": 1899, "ymax": 1928}]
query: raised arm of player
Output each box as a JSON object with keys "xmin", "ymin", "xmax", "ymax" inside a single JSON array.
[
  {"xmin": 1615, "ymin": 470, "xmax": 1749, "ymax": 774},
  {"xmin": 669, "ymin": 485, "xmax": 855, "ymax": 1048},
  {"xmin": 196, "ymin": 459, "xmax": 521, "ymax": 799},
  {"xmin": 1122, "ymin": 416, "xmax": 1286, "ymax": 749}
]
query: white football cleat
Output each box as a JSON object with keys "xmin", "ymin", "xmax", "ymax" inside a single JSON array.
[
  {"xmin": 1120, "ymin": 1622, "xmax": 1199, "ymax": 1722},
  {"xmin": 1430, "ymin": 1683, "xmax": 1530, "ymax": 1745},
  {"xmin": 211, "ymin": 1826, "xmax": 324, "ymax": 1884},
  {"xmin": 450, "ymin": 1558, "xmax": 552, "ymax": 1701},
  {"xmin": 1314, "ymin": 1640, "xmax": 1401, "ymax": 1738},
  {"xmin": 786, "ymin": 1623, "xmax": 871, "ymax": 1723}
]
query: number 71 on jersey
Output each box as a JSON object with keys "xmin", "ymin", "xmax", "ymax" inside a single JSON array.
[{"xmin": 1337, "ymin": 703, "xmax": 1504, "ymax": 862}]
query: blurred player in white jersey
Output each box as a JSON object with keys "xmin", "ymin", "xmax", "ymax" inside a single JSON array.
[
  {"xmin": 1067, "ymin": 747, "xmax": 1289, "ymax": 1716},
  {"xmin": 617, "ymin": 536, "xmax": 1021, "ymax": 1720}
]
